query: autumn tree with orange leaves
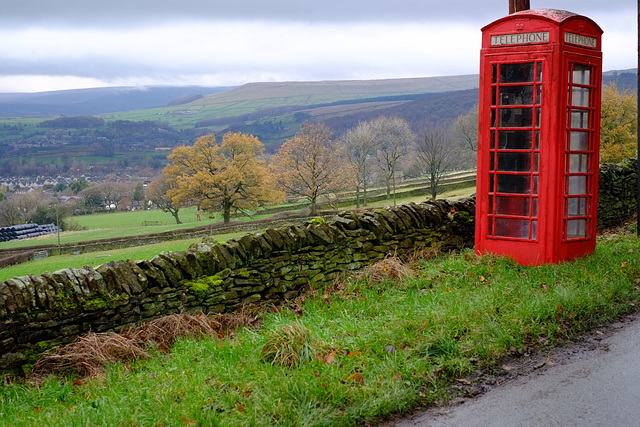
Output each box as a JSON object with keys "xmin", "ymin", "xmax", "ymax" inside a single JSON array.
[
  {"xmin": 164, "ymin": 132, "xmax": 282, "ymax": 224},
  {"xmin": 270, "ymin": 122, "xmax": 353, "ymax": 216}
]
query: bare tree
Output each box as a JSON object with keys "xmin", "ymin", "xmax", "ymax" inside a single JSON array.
[
  {"xmin": 0, "ymin": 189, "xmax": 57, "ymax": 227},
  {"xmin": 416, "ymin": 127, "xmax": 454, "ymax": 200},
  {"xmin": 450, "ymin": 105, "xmax": 479, "ymax": 170},
  {"xmin": 451, "ymin": 104, "xmax": 479, "ymax": 152},
  {"xmin": 147, "ymin": 174, "xmax": 182, "ymax": 224},
  {"xmin": 270, "ymin": 122, "xmax": 351, "ymax": 216},
  {"xmin": 338, "ymin": 121, "xmax": 377, "ymax": 208},
  {"xmin": 370, "ymin": 116, "xmax": 415, "ymax": 206}
]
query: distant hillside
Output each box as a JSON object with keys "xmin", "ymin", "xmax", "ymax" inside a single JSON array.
[
  {"xmin": 603, "ymin": 69, "xmax": 637, "ymax": 92},
  {"xmin": 0, "ymin": 70, "xmax": 634, "ymax": 178},
  {"xmin": 0, "ymin": 69, "xmax": 633, "ymax": 120},
  {"xmin": 0, "ymin": 86, "xmax": 232, "ymax": 117},
  {"xmin": 190, "ymin": 75, "xmax": 480, "ymax": 106}
]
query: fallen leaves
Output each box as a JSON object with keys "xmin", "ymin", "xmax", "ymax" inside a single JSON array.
[
  {"xmin": 320, "ymin": 352, "xmax": 337, "ymax": 364},
  {"xmin": 347, "ymin": 373, "xmax": 364, "ymax": 385}
]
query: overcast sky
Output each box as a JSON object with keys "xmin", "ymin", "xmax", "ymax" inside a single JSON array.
[{"xmin": 0, "ymin": 0, "xmax": 636, "ymax": 93}]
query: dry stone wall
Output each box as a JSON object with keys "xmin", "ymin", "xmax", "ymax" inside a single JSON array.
[
  {"xmin": 0, "ymin": 198, "xmax": 475, "ymax": 372},
  {"xmin": 598, "ymin": 159, "xmax": 637, "ymax": 229}
]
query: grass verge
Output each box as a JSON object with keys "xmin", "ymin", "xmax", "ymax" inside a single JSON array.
[{"xmin": 1, "ymin": 231, "xmax": 638, "ymax": 426}]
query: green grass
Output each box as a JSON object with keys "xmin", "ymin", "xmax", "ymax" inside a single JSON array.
[
  {"xmin": 0, "ymin": 207, "xmax": 219, "ymax": 249},
  {"xmin": 1, "ymin": 231, "xmax": 639, "ymax": 426},
  {"xmin": 0, "ymin": 231, "xmax": 246, "ymax": 282}
]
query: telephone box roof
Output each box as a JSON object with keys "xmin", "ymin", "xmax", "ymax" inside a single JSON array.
[{"xmin": 482, "ymin": 9, "xmax": 603, "ymax": 34}]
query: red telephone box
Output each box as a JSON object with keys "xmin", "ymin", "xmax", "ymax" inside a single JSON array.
[{"xmin": 475, "ymin": 9, "xmax": 603, "ymax": 266}]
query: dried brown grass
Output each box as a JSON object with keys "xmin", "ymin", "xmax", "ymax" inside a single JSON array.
[
  {"xmin": 30, "ymin": 311, "xmax": 258, "ymax": 381},
  {"xmin": 353, "ymin": 255, "xmax": 415, "ymax": 285}
]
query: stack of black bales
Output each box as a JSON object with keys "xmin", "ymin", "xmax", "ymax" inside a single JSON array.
[{"xmin": 0, "ymin": 223, "xmax": 59, "ymax": 242}]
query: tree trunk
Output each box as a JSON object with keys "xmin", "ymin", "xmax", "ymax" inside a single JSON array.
[
  {"xmin": 363, "ymin": 181, "xmax": 368, "ymax": 207},
  {"xmin": 430, "ymin": 172, "xmax": 438, "ymax": 200},
  {"xmin": 222, "ymin": 199, "xmax": 232, "ymax": 224},
  {"xmin": 391, "ymin": 161, "xmax": 398, "ymax": 206},
  {"xmin": 355, "ymin": 186, "xmax": 361, "ymax": 209},
  {"xmin": 392, "ymin": 172, "xmax": 397, "ymax": 206},
  {"xmin": 310, "ymin": 197, "xmax": 317, "ymax": 216},
  {"xmin": 172, "ymin": 209, "xmax": 181, "ymax": 224}
]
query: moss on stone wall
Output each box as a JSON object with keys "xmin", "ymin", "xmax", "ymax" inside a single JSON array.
[{"xmin": 0, "ymin": 198, "xmax": 476, "ymax": 372}]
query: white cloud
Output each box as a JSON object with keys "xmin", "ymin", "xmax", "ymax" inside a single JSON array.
[
  {"xmin": 0, "ymin": 1, "xmax": 634, "ymax": 93},
  {"xmin": 0, "ymin": 75, "xmax": 110, "ymax": 93}
]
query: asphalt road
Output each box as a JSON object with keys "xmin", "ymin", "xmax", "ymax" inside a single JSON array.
[{"xmin": 390, "ymin": 313, "xmax": 640, "ymax": 427}]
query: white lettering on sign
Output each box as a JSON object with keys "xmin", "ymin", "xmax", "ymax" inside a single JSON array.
[
  {"xmin": 564, "ymin": 32, "xmax": 597, "ymax": 48},
  {"xmin": 491, "ymin": 32, "xmax": 550, "ymax": 46}
]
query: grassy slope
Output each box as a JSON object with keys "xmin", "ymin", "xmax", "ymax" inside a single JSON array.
[
  {"xmin": 78, "ymin": 75, "xmax": 480, "ymax": 129},
  {"xmin": 1, "ymin": 231, "xmax": 638, "ymax": 426}
]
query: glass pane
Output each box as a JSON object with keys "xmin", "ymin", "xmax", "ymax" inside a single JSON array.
[
  {"xmin": 567, "ymin": 197, "xmax": 588, "ymax": 216},
  {"xmin": 489, "ymin": 196, "xmax": 494, "ymax": 214},
  {"xmin": 531, "ymin": 220, "xmax": 537, "ymax": 239},
  {"xmin": 536, "ymin": 85, "xmax": 542, "ymax": 105},
  {"xmin": 568, "ymin": 176, "xmax": 587, "ymax": 195},
  {"xmin": 491, "ymin": 109, "xmax": 496, "ymax": 127},
  {"xmin": 491, "ymin": 130, "xmax": 496, "ymax": 149},
  {"xmin": 572, "ymin": 65, "xmax": 591, "ymax": 85},
  {"xmin": 492, "ymin": 87, "xmax": 497, "ymax": 106},
  {"xmin": 532, "ymin": 198, "xmax": 538, "ymax": 216},
  {"xmin": 500, "ymin": 86, "xmax": 534, "ymax": 105},
  {"xmin": 532, "ymin": 176, "xmax": 539, "ymax": 195},
  {"xmin": 495, "ymin": 218, "xmax": 530, "ymax": 239},
  {"xmin": 535, "ymin": 131, "xmax": 540, "ymax": 150},
  {"xmin": 489, "ymin": 174, "xmax": 495, "ymax": 192},
  {"xmin": 536, "ymin": 62, "xmax": 542, "ymax": 82},
  {"xmin": 500, "ymin": 108, "xmax": 533, "ymax": 127},
  {"xmin": 490, "ymin": 153, "xmax": 495, "ymax": 171},
  {"xmin": 569, "ymin": 131, "xmax": 589, "ymax": 151},
  {"xmin": 497, "ymin": 175, "xmax": 530, "ymax": 194},
  {"xmin": 492, "ymin": 64, "xmax": 497, "ymax": 83},
  {"xmin": 488, "ymin": 218, "xmax": 494, "ymax": 235},
  {"xmin": 571, "ymin": 87, "xmax": 591, "ymax": 107},
  {"xmin": 535, "ymin": 108, "xmax": 541, "ymax": 127},
  {"xmin": 568, "ymin": 154, "xmax": 589, "ymax": 173},
  {"xmin": 498, "ymin": 152, "xmax": 531, "ymax": 172},
  {"xmin": 570, "ymin": 110, "xmax": 590, "ymax": 129},
  {"xmin": 495, "ymin": 196, "xmax": 530, "ymax": 216},
  {"xmin": 534, "ymin": 153, "xmax": 539, "ymax": 172},
  {"xmin": 501, "ymin": 63, "xmax": 535, "ymax": 83},
  {"xmin": 566, "ymin": 219, "xmax": 587, "ymax": 239},
  {"xmin": 498, "ymin": 130, "xmax": 532, "ymax": 150}
]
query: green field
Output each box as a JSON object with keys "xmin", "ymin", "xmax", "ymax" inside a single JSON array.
[
  {"xmin": 0, "ymin": 232, "xmax": 247, "ymax": 282},
  {"xmin": 0, "ymin": 186, "xmax": 476, "ymax": 282}
]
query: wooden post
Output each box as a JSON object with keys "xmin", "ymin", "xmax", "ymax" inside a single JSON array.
[{"xmin": 509, "ymin": 0, "xmax": 531, "ymax": 14}]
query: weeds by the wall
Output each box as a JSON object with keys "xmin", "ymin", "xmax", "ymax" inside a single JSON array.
[{"xmin": 2, "ymin": 231, "xmax": 639, "ymax": 426}]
